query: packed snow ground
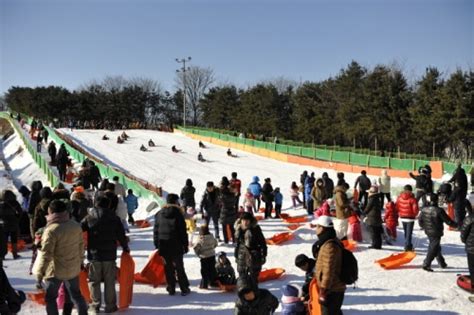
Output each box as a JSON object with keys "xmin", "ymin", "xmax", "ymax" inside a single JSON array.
[{"xmin": 3, "ymin": 127, "xmax": 472, "ymax": 314}]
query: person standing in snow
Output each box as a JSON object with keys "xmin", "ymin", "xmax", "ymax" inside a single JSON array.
[
  {"xmin": 153, "ymin": 193, "xmax": 190, "ymax": 296},
  {"xmin": 112, "ymin": 176, "xmax": 126, "ymax": 201},
  {"xmin": 305, "ymin": 173, "xmax": 316, "ymax": 215},
  {"xmin": 290, "ymin": 181, "xmax": 303, "ymax": 209},
  {"xmin": 363, "ymin": 186, "xmax": 383, "ymax": 249},
  {"xmin": 322, "ymin": 172, "xmax": 334, "ymax": 199},
  {"xmin": 219, "ymin": 177, "xmax": 237, "ymax": 244},
  {"xmin": 47, "ymin": 142, "xmax": 57, "ymax": 165},
  {"xmin": 460, "ymin": 200, "xmax": 474, "ymax": 293},
  {"xmin": 396, "ymin": 185, "xmax": 419, "ymax": 251},
  {"xmin": 273, "ymin": 187, "xmax": 283, "ymax": 219},
  {"xmin": 248, "ymin": 176, "xmax": 262, "ymax": 213},
  {"xmin": 88, "ymin": 161, "xmax": 101, "ymax": 191},
  {"xmin": 333, "ymin": 183, "xmax": 351, "ymax": 239},
  {"xmin": 180, "ymin": 179, "xmax": 196, "ymax": 213},
  {"xmin": 124, "ymin": 189, "xmax": 138, "ymax": 225},
  {"xmin": 0, "ymin": 190, "xmax": 23, "ymax": 259},
  {"xmin": 419, "ymin": 193, "xmax": 457, "ymax": 271},
  {"xmin": 234, "ymin": 212, "xmax": 267, "ymax": 287},
  {"xmin": 261, "ymin": 178, "xmax": 274, "ymax": 219},
  {"xmin": 409, "ymin": 167, "xmax": 432, "ymax": 206},
  {"xmin": 200, "ymin": 182, "xmax": 221, "ymax": 241},
  {"xmin": 193, "ymin": 225, "xmax": 218, "ymax": 289},
  {"xmin": 378, "ymin": 169, "xmax": 391, "ymax": 205},
  {"xmin": 56, "ymin": 144, "xmax": 69, "ymax": 182},
  {"xmin": 230, "ymin": 172, "xmax": 242, "ymax": 211},
  {"xmin": 300, "ymin": 171, "xmax": 308, "ymax": 209},
  {"xmin": 354, "ymin": 170, "xmax": 371, "ymax": 208},
  {"xmin": 311, "ymin": 178, "xmax": 326, "ymax": 212}
]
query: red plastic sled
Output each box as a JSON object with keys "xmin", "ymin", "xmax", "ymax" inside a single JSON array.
[
  {"xmin": 308, "ymin": 278, "xmax": 322, "ymax": 315},
  {"xmin": 341, "ymin": 240, "xmax": 357, "ymax": 252},
  {"xmin": 136, "ymin": 250, "xmax": 166, "ymax": 287},
  {"xmin": 255, "ymin": 215, "xmax": 264, "ymax": 221},
  {"xmin": 7, "ymin": 240, "xmax": 26, "ymax": 253},
  {"xmin": 258, "ymin": 268, "xmax": 285, "ymax": 282},
  {"xmin": 457, "ymin": 274, "xmax": 473, "ymax": 293},
  {"xmin": 352, "ymin": 189, "xmax": 359, "ymax": 202},
  {"xmin": 218, "ymin": 282, "xmax": 237, "ymax": 292},
  {"xmin": 27, "ymin": 291, "xmax": 46, "ymax": 305},
  {"xmin": 287, "ymin": 224, "xmax": 302, "ymax": 231},
  {"xmin": 375, "ymin": 251, "xmax": 416, "ymax": 269},
  {"xmin": 119, "ymin": 252, "xmax": 135, "ymax": 309},
  {"xmin": 283, "ymin": 216, "xmax": 308, "ymax": 224},
  {"xmin": 266, "ymin": 232, "xmax": 293, "ymax": 245},
  {"xmin": 447, "ymin": 203, "xmax": 456, "ymax": 231},
  {"xmin": 79, "ymin": 269, "xmax": 91, "ymax": 303},
  {"xmin": 279, "ymin": 213, "xmax": 290, "ymax": 219}
]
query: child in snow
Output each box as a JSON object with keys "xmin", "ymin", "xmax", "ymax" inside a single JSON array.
[
  {"xmin": 193, "ymin": 225, "xmax": 218, "ymax": 289},
  {"xmin": 348, "ymin": 211, "xmax": 363, "ymax": 242},
  {"xmin": 185, "ymin": 207, "xmax": 197, "ymax": 238},
  {"xmin": 273, "ymin": 187, "xmax": 283, "ymax": 218},
  {"xmin": 290, "ymin": 181, "xmax": 303, "ymax": 209},
  {"xmin": 243, "ymin": 188, "xmax": 255, "ymax": 213},
  {"xmin": 124, "ymin": 189, "xmax": 138, "ymax": 225},
  {"xmin": 215, "ymin": 251, "xmax": 236, "ymax": 285},
  {"xmin": 314, "ymin": 198, "xmax": 334, "ymax": 218},
  {"xmin": 280, "ymin": 284, "xmax": 306, "ymax": 315},
  {"xmin": 384, "ymin": 200, "xmax": 398, "ymax": 242},
  {"xmin": 294, "ymin": 254, "xmax": 315, "ymax": 301}
]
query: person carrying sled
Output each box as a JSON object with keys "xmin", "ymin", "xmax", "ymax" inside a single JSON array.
[
  {"xmin": 140, "ymin": 144, "xmax": 147, "ymax": 152},
  {"xmin": 148, "ymin": 139, "xmax": 155, "ymax": 147},
  {"xmin": 419, "ymin": 193, "xmax": 457, "ymax": 272}
]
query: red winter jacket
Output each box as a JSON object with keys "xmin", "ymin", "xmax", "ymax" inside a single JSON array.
[
  {"xmin": 396, "ymin": 192, "xmax": 419, "ymax": 219},
  {"xmin": 384, "ymin": 201, "xmax": 399, "ymax": 226}
]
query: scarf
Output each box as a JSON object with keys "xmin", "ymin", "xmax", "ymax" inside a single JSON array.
[{"xmin": 46, "ymin": 211, "xmax": 70, "ymax": 225}]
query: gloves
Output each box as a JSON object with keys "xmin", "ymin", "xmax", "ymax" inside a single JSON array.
[{"xmin": 318, "ymin": 288, "xmax": 328, "ymax": 305}]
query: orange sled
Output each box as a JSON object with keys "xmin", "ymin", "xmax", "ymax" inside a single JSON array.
[
  {"xmin": 218, "ymin": 282, "xmax": 237, "ymax": 292},
  {"xmin": 375, "ymin": 251, "xmax": 416, "ymax": 269},
  {"xmin": 258, "ymin": 268, "xmax": 285, "ymax": 282},
  {"xmin": 7, "ymin": 240, "xmax": 26, "ymax": 253},
  {"xmin": 341, "ymin": 240, "xmax": 357, "ymax": 252},
  {"xmin": 287, "ymin": 224, "xmax": 302, "ymax": 231},
  {"xmin": 27, "ymin": 291, "xmax": 46, "ymax": 305},
  {"xmin": 283, "ymin": 216, "xmax": 308, "ymax": 224},
  {"xmin": 119, "ymin": 252, "xmax": 135, "ymax": 309},
  {"xmin": 266, "ymin": 232, "xmax": 293, "ymax": 245},
  {"xmin": 79, "ymin": 269, "xmax": 91, "ymax": 303},
  {"xmin": 308, "ymin": 278, "xmax": 322, "ymax": 315},
  {"xmin": 135, "ymin": 250, "xmax": 166, "ymax": 287},
  {"xmin": 447, "ymin": 203, "xmax": 455, "ymax": 231}
]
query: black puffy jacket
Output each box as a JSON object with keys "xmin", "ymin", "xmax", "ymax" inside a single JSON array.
[
  {"xmin": 200, "ymin": 188, "xmax": 220, "ymax": 217},
  {"xmin": 0, "ymin": 191, "xmax": 22, "ymax": 232},
  {"xmin": 461, "ymin": 215, "xmax": 474, "ymax": 254},
  {"xmin": 28, "ymin": 181, "xmax": 43, "ymax": 216},
  {"xmin": 364, "ymin": 193, "xmax": 382, "ymax": 226},
  {"xmin": 219, "ymin": 188, "xmax": 237, "ymax": 225},
  {"xmin": 234, "ymin": 217, "xmax": 267, "ymax": 269},
  {"xmin": 180, "ymin": 185, "xmax": 196, "ymax": 208},
  {"xmin": 81, "ymin": 207, "xmax": 128, "ymax": 262},
  {"xmin": 449, "ymin": 167, "xmax": 468, "ymax": 197},
  {"xmin": 234, "ymin": 288, "xmax": 279, "ymax": 315},
  {"xmin": 153, "ymin": 204, "xmax": 188, "ymax": 257},
  {"xmin": 419, "ymin": 205, "xmax": 457, "ymax": 238},
  {"xmin": 261, "ymin": 183, "xmax": 274, "ymax": 203}
]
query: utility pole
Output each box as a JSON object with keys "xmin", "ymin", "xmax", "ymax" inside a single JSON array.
[{"xmin": 176, "ymin": 57, "xmax": 192, "ymax": 128}]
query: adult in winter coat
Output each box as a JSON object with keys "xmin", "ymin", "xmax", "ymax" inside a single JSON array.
[
  {"xmin": 230, "ymin": 172, "xmax": 242, "ymax": 210},
  {"xmin": 153, "ymin": 194, "xmax": 190, "ymax": 296},
  {"xmin": 322, "ymin": 172, "xmax": 334, "ymax": 199},
  {"xmin": 300, "ymin": 171, "xmax": 308, "ymax": 209},
  {"xmin": 364, "ymin": 186, "xmax": 383, "ymax": 249},
  {"xmin": 36, "ymin": 200, "xmax": 88, "ymax": 315},
  {"xmin": 47, "ymin": 142, "xmax": 57, "ymax": 165},
  {"xmin": 32, "ymin": 187, "xmax": 53, "ymax": 235},
  {"xmin": 333, "ymin": 184, "xmax": 351, "ymax": 239},
  {"xmin": 234, "ymin": 277, "xmax": 279, "ymax": 315},
  {"xmin": 336, "ymin": 172, "xmax": 346, "ymax": 187},
  {"xmin": 28, "ymin": 181, "xmax": 43, "ymax": 238},
  {"xmin": 313, "ymin": 216, "xmax": 346, "ymax": 315},
  {"xmin": 77, "ymin": 162, "xmax": 91, "ymax": 190},
  {"xmin": 460, "ymin": 203, "xmax": 474, "ymax": 292},
  {"xmin": 261, "ymin": 178, "xmax": 274, "ymax": 219},
  {"xmin": 56, "ymin": 144, "xmax": 69, "ymax": 182},
  {"xmin": 180, "ymin": 179, "xmax": 196, "ymax": 211},
  {"xmin": 449, "ymin": 163, "xmax": 468, "ymax": 199},
  {"xmin": 448, "ymin": 185, "xmax": 471, "ymax": 227},
  {"xmin": 396, "ymin": 185, "xmax": 419, "ymax": 251},
  {"xmin": 112, "ymin": 177, "xmax": 126, "ymax": 201},
  {"xmin": 378, "ymin": 169, "xmax": 391, "ymax": 205},
  {"xmin": 70, "ymin": 190, "xmax": 91, "ymax": 223},
  {"xmin": 248, "ymin": 176, "xmax": 262, "ymax": 212},
  {"xmin": 0, "ymin": 190, "xmax": 22, "ymax": 259},
  {"xmin": 88, "ymin": 161, "xmax": 102, "ymax": 190},
  {"xmin": 294, "ymin": 254, "xmax": 316, "ymax": 301},
  {"xmin": 409, "ymin": 168, "xmax": 432, "ymax": 205},
  {"xmin": 311, "ymin": 178, "xmax": 326, "ymax": 211},
  {"xmin": 18, "ymin": 185, "xmax": 31, "ymax": 241},
  {"xmin": 81, "ymin": 196, "xmax": 129, "ymax": 313},
  {"xmin": 200, "ymin": 181, "xmax": 221, "ymax": 241},
  {"xmin": 219, "ymin": 184, "xmax": 237, "ymax": 243},
  {"xmin": 234, "ymin": 212, "xmax": 267, "ymax": 287},
  {"xmin": 354, "ymin": 170, "xmax": 371, "ymax": 208},
  {"xmin": 419, "ymin": 193, "xmax": 457, "ymax": 271}
]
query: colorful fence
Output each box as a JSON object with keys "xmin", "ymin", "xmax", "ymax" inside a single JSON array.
[
  {"xmin": 1, "ymin": 112, "xmax": 165, "ymax": 207},
  {"xmin": 178, "ymin": 127, "xmax": 472, "ymax": 178}
]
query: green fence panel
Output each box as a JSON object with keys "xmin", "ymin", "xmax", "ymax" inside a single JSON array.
[
  {"xmin": 350, "ymin": 153, "xmax": 369, "ymax": 166},
  {"xmin": 301, "ymin": 147, "xmax": 315, "ymax": 158},
  {"xmin": 315, "ymin": 149, "xmax": 331, "ymax": 161},
  {"xmin": 220, "ymin": 134, "xmax": 229, "ymax": 141},
  {"xmin": 288, "ymin": 145, "xmax": 301, "ymax": 156},
  {"xmin": 331, "ymin": 151, "xmax": 350, "ymax": 163},
  {"xmin": 276, "ymin": 144, "xmax": 288, "ymax": 154},
  {"xmin": 390, "ymin": 158, "xmax": 414, "ymax": 171},
  {"xmin": 442, "ymin": 162, "xmax": 457, "ymax": 174},
  {"xmin": 265, "ymin": 143, "xmax": 276, "ymax": 151},
  {"xmin": 254, "ymin": 140, "xmax": 266, "ymax": 149},
  {"xmin": 245, "ymin": 139, "xmax": 254, "ymax": 146},
  {"xmin": 414, "ymin": 160, "xmax": 431, "ymax": 172},
  {"xmin": 369, "ymin": 156, "xmax": 390, "ymax": 168}
]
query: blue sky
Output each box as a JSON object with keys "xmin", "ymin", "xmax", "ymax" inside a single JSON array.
[{"xmin": 0, "ymin": 0, "xmax": 472, "ymax": 93}]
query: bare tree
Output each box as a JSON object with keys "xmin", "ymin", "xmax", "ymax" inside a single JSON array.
[{"xmin": 175, "ymin": 66, "xmax": 215, "ymax": 125}]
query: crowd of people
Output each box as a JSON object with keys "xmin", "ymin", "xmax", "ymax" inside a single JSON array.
[{"xmin": 1, "ymin": 119, "xmax": 474, "ymax": 314}]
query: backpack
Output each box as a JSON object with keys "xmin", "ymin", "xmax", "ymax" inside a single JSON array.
[{"xmin": 332, "ymin": 240, "xmax": 358, "ymax": 285}]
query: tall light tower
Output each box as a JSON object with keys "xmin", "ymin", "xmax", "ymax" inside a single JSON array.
[{"xmin": 176, "ymin": 57, "xmax": 192, "ymax": 128}]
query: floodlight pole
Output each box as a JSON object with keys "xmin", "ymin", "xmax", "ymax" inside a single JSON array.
[{"xmin": 176, "ymin": 57, "xmax": 192, "ymax": 128}]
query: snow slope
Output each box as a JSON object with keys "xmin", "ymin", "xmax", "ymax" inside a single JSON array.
[{"xmin": 3, "ymin": 127, "xmax": 472, "ymax": 315}]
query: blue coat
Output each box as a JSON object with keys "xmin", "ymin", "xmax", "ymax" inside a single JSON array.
[
  {"xmin": 125, "ymin": 194, "xmax": 138, "ymax": 214},
  {"xmin": 304, "ymin": 177, "xmax": 314, "ymax": 200},
  {"xmin": 281, "ymin": 301, "xmax": 306, "ymax": 315},
  {"xmin": 274, "ymin": 192, "xmax": 283, "ymax": 205},
  {"xmin": 248, "ymin": 176, "xmax": 262, "ymax": 197}
]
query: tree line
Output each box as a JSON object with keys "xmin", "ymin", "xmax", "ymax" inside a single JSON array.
[{"xmin": 4, "ymin": 62, "xmax": 473, "ymax": 161}]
